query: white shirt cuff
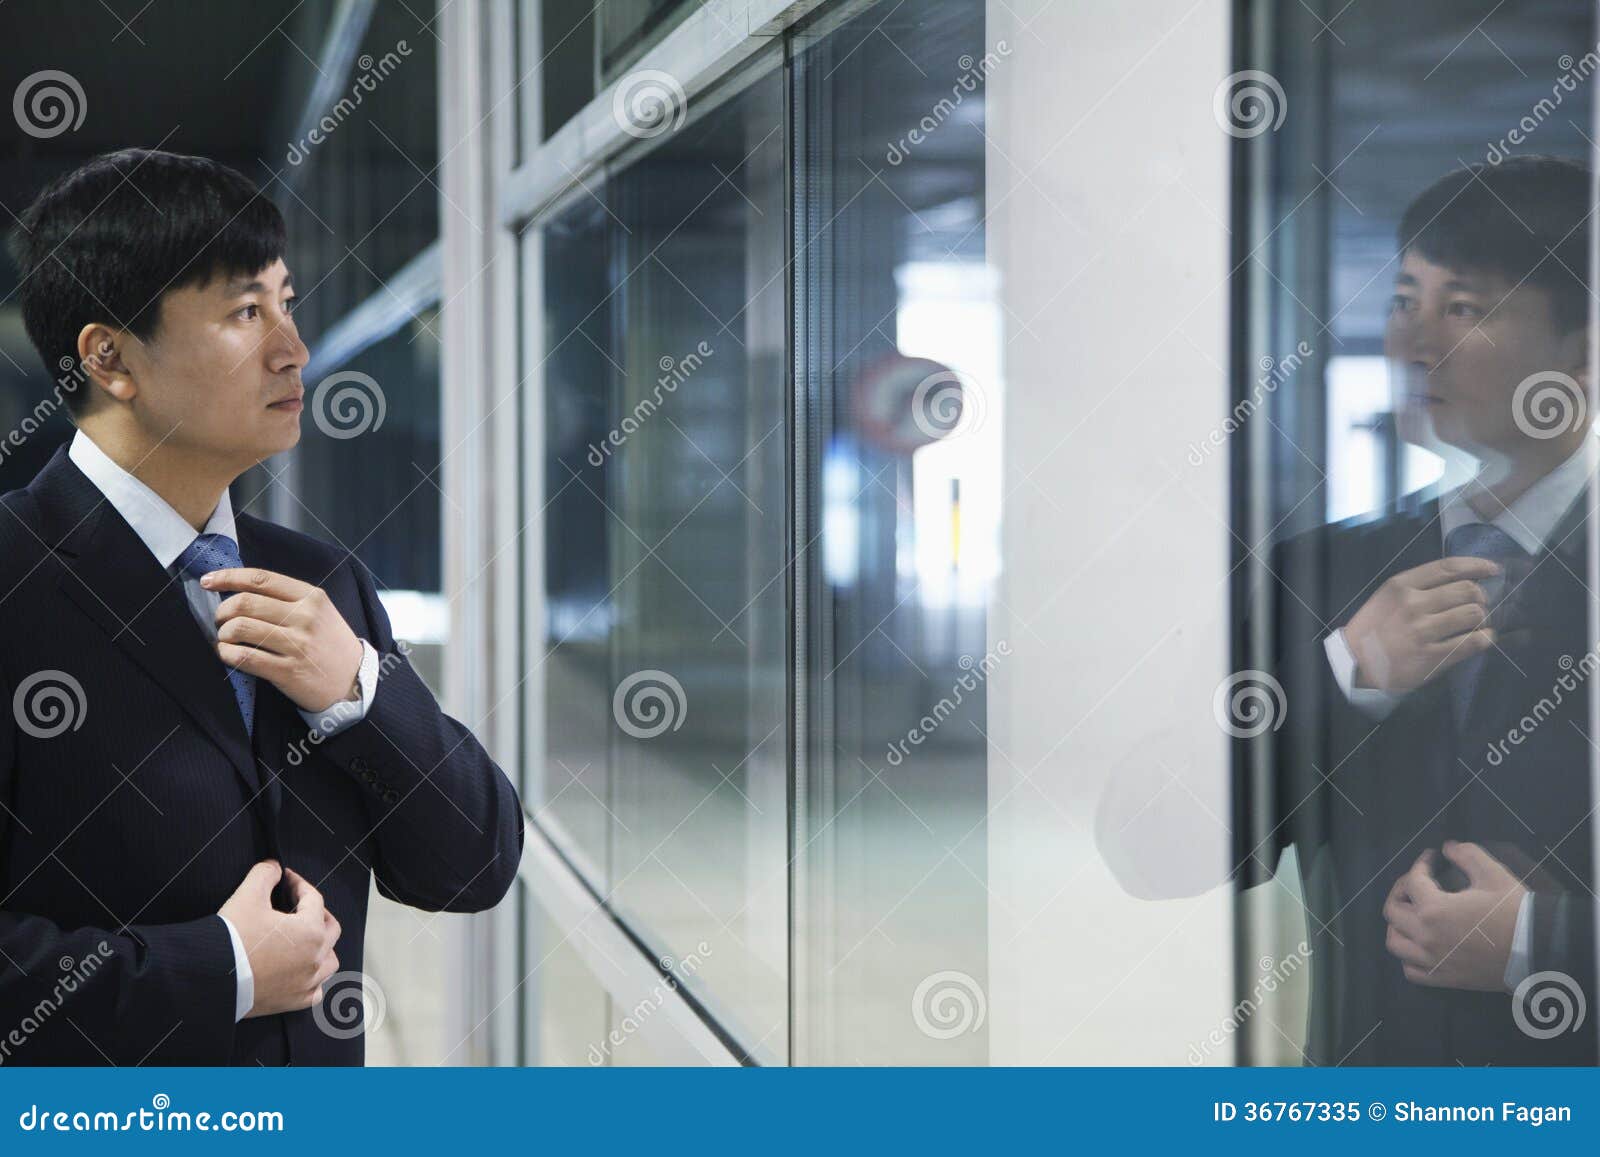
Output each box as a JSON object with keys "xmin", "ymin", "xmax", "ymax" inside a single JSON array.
[
  {"xmin": 219, "ymin": 914, "xmax": 253, "ymax": 1022},
  {"xmin": 1503, "ymin": 891, "xmax": 1536, "ymax": 990},
  {"xmin": 1323, "ymin": 627, "xmax": 1403, "ymax": 719},
  {"xmin": 297, "ymin": 638, "xmax": 379, "ymax": 737}
]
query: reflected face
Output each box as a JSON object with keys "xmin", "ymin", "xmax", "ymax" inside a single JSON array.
[
  {"xmin": 121, "ymin": 258, "xmax": 308, "ymax": 471},
  {"xmin": 1385, "ymin": 250, "xmax": 1581, "ymax": 456}
]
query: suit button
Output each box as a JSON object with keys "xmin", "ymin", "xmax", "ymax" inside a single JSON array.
[
  {"xmin": 381, "ymin": 788, "xmax": 399, "ymax": 804},
  {"xmin": 350, "ymin": 757, "xmax": 369, "ymax": 773},
  {"xmin": 360, "ymin": 769, "xmax": 378, "ymax": 784}
]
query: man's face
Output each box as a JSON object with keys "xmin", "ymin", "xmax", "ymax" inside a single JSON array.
[
  {"xmin": 1386, "ymin": 249, "xmax": 1584, "ymax": 456},
  {"xmin": 120, "ymin": 257, "xmax": 308, "ymax": 470}
]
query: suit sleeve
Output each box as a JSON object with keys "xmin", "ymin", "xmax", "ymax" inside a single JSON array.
[
  {"xmin": 316, "ymin": 554, "xmax": 524, "ymax": 912},
  {"xmin": 0, "ymin": 665, "xmax": 238, "ymax": 1064}
]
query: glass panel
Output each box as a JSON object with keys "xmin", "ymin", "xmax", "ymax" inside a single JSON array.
[
  {"xmin": 605, "ymin": 62, "xmax": 790, "ymax": 1062},
  {"xmin": 287, "ymin": 319, "xmax": 442, "ymax": 592},
  {"xmin": 522, "ymin": 888, "xmax": 612, "ymax": 1065},
  {"xmin": 536, "ymin": 196, "xmax": 616, "ymax": 886},
  {"xmin": 793, "ymin": 0, "xmax": 995, "ymax": 1064},
  {"xmin": 540, "ymin": 0, "xmax": 598, "ymax": 142},
  {"xmin": 599, "ymin": 0, "xmax": 696, "ymax": 82},
  {"xmin": 1243, "ymin": 0, "xmax": 1600, "ymax": 1065}
]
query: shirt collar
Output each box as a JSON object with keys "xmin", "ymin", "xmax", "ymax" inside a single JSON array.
[
  {"xmin": 67, "ymin": 429, "xmax": 237, "ymax": 571},
  {"xmin": 1438, "ymin": 437, "xmax": 1597, "ymax": 554}
]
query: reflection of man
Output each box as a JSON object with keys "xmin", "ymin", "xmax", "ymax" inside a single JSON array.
[
  {"xmin": 0, "ymin": 149, "xmax": 523, "ymax": 1064},
  {"xmin": 1262, "ymin": 156, "xmax": 1596, "ymax": 1064}
]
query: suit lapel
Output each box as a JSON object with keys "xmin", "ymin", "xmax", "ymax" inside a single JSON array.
[{"xmin": 31, "ymin": 447, "xmax": 265, "ymax": 801}]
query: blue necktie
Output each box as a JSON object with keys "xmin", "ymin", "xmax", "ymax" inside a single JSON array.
[
  {"xmin": 1444, "ymin": 522, "xmax": 1524, "ymax": 731},
  {"xmin": 176, "ymin": 533, "xmax": 255, "ymax": 737}
]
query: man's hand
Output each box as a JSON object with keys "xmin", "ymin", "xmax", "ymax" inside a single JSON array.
[
  {"xmin": 1342, "ymin": 557, "xmax": 1501, "ymax": 693},
  {"xmin": 201, "ymin": 568, "xmax": 362, "ymax": 713},
  {"xmin": 218, "ymin": 861, "xmax": 342, "ymax": 1018},
  {"xmin": 1383, "ymin": 842, "xmax": 1527, "ymax": 992}
]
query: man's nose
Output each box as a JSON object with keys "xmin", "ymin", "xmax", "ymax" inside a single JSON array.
[{"xmin": 268, "ymin": 322, "xmax": 309, "ymax": 375}]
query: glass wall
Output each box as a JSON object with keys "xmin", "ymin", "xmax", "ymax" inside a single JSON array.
[
  {"xmin": 532, "ymin": 59, "xmax": 790, "ymax": 1062},
  {"xmin": 792, "ymin": 0, "xmax": 995, "ymax": 1065},
  {"xmin": 525, "ymin": 0, "xmax": 1001, "ymax": 1065},
  {"xmin": 1239, "ymin": 0, "xmax": 1600, "ymax": 1066}
]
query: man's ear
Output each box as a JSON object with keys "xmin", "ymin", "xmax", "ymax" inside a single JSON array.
[{"xmin": 74, "ymin": 323, "xmax": 138, "ymax": 406}]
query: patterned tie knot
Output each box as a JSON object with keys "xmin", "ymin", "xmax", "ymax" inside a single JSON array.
[
  {"xmin": 1445, "ymin": 522, "xmax": 1525, "ymax": 609},
  {"xmin": 176, "ymin": 532, "xmax": 242, "ymax": 581},
  {"xmin": 1444, "ymin": 522, "xmax": 1524, "ymax": 563}
]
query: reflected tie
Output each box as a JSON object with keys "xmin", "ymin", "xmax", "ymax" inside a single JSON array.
[
  {"xmin": 1443, "ymin": 522, "xmax": 1524, "ymax": 731},
  {"xmin": 176, "ymin": 532, "xmax": 255, "ymax": 737}
]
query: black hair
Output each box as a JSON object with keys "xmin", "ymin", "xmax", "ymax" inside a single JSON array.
[
  {"xmin": 7, "ymin": 147, "xmax": 286, "ymax": 415},
  {"xmin": 1398, "ymin": 155, "xmax": 1591, "ymax": 333}
]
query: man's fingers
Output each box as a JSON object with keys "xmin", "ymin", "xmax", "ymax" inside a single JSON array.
[
  {"xmin": 323, "ymin": 908, "xmax": 342, "ymax": 947},
  {"xmin": 1404, "ymin": 557, "xmax": 1503, "ymax": 589},
  {"xmin": 217, "ymin": 640, "xmax": 293, "ymax": 679},
  {"xmin": 1405, "ymin": 850, "xmax": 1444, "ymax": 900},
  {"xmin": 1422, "ymin": 628, "xmax": 1496, "ymax": 677},
  {"xmin": 283, "ymin": 867, "xmax": 325, "ymax": 918},
  {"xmin": 216, "ymin": 592, "xmax": 299, "ymax": 627},
  {"xmin": 239, "ymin": 859, "xmax": 282, "ymax": 899},
  {"xmin": 1386, "ymin": 924, "xmax": 1431, "ymax": 967},
  {"xmin": 1417, "ymin": 602, "xmax": 1489, "ymax": 643},
  {"xmin": 1441, "ymin": 840, "xmax": 1505, "ymax": 888},
  {"xmin": 200, "ymin": 567, "xmax": 317, "ymax": 602},
  {"xmin": 1414, "ymin": 579, "xmax": 1489, "ymax": 616},
  {"xmin": 1384, "ymin": 895, "xmax": 1428, "ymax": 943},
  {"xmin": 217, "ymin": 616, "xmax": 296, "ymax": 656}
]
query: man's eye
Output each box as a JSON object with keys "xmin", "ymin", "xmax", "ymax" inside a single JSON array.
[
  {"xmin": 1447, "ymin": 301, "xmax": 1482, "ymax": 319},
  {"xmin": 237, "ymin": 304, "xmax": 259, "ymax": 321},
  {"xmin": 283, "ymin": 296, "xmax": 298, "ymax": 315},
  {"xmin": 1390, "ymin": 294, "xmax": 1415, "ymax": 314}
]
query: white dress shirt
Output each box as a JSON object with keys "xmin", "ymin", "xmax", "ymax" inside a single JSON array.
[
  {"xmin": 1322, "ymin": 439, "xmax": 1595, "ymax": 991},
  {"xmin": 68, "ymin": 430, "xmax": 379, "ymax": 1022}
]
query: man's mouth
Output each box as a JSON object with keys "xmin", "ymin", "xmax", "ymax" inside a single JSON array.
[{"xmin": 268, "ymin": 392, "xmax": 304, "ymax": 412}]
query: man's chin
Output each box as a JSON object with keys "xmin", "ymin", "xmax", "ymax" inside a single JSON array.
[{"xmin": 254, "ymin": 419, "xmax": 302, "ymax": 461}]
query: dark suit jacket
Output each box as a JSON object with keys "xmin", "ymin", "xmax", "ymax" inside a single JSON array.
[
  {"xmin": 0, "ymin": 446, "xmax": 523, "ymax": 1065},
  {"xmin": 1255, "ymin": 484, "xmax": 1597, "ymax": 1065}
]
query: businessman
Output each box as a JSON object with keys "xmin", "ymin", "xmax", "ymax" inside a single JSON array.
[
  {"xmin": 0, "ymin": 148, "xmax": 523, "ymax": 1065},
  {"xmin": 1257, "ymin": 156, "xmax": 1597, "ymax": 1065}
]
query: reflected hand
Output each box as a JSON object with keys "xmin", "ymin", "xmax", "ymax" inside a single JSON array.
[
  {"xmin": 1343, "ymin": 557, "xmax": 1500, "ymax": 693},
  {"xmin": 1383, "ymin": 842, "xmax": 1526, "ymax": 992}
]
